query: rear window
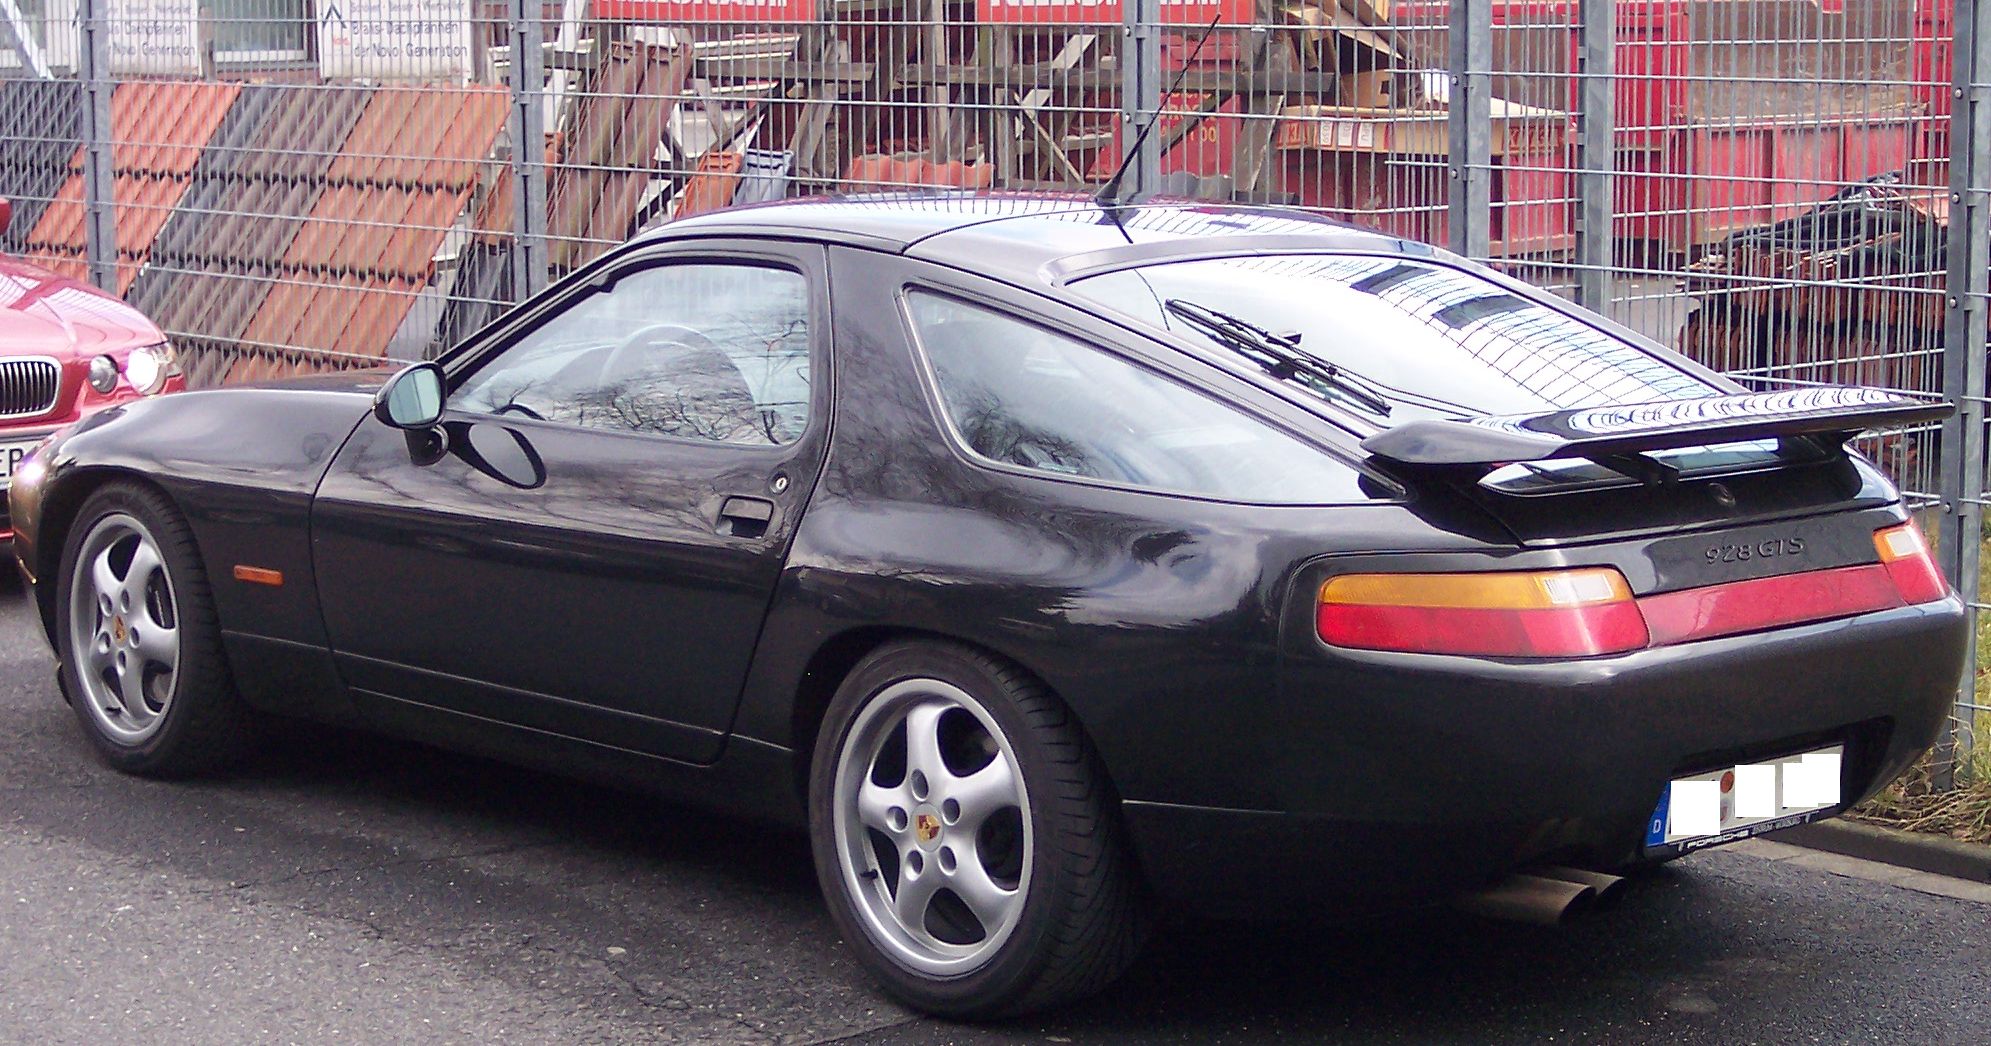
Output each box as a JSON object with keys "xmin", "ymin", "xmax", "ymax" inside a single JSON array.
[
  {"xmin": 1070, "ymin": 254, "xmax": 1785, "ymax": 482},
  {"xmin": 1071, "ymin": 254, "xmax": 1720, "ymax": 421},
  {"xmin": 1478, "ymin": 439, "xmax": 1803, "ymax": 493}
]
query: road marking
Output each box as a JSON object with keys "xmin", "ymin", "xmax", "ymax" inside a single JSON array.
[{"xmin": 1729, "ymin": 838, "xmax": 1991, "ymax": 905}]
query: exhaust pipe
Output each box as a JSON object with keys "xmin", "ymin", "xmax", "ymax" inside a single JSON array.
[
  {"xmin": 1455, "ymin": 873, "xmax": 1596, "ymax": 926},
  {"xmin": 1536, "ymin": 866, "xmax": 1627, "ymax": 905}
]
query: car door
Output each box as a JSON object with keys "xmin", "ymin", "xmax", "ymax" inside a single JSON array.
[{"xmin": 309, "ymin": 240, "xmax": 829, "ymax": 764}]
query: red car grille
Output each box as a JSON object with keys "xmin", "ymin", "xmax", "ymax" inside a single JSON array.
[{"xmin": 0, "ymin": 358, "xmax": 60, "ymax": 419}]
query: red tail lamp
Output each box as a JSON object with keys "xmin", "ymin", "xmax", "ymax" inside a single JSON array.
[
  {"xmin": 1317, "ymin": 568, "xmax": 1648, "ymax": 657},
  {"xmin": 1873, "ymin": 522, "xmax": 1948, "ymax": 605},
  {"xmin": 1319, "ymin": 524, "xmax": 1948, "ymax": 659}
]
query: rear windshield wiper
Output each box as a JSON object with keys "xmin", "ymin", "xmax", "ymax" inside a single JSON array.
[{"xmin": 1162, "ymin": 298, "xmax": 1395, "ymax": 417}]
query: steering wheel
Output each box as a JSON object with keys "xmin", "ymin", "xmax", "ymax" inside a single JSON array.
[{"xmin": 598, "ymin": 322, "xmax": 720, "ymax": 387}]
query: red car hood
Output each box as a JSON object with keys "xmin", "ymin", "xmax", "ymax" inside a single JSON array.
[{"xmin": 0, "ymin": 256, "xmax": 162, "ymax": 358}]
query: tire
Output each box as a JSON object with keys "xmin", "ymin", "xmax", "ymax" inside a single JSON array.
[
  {"xmin": 54, "ymin": 481, "xmax": 254, "ymax": 775},
  {"xmin": 808, "ymin": 641, "xmax": 1148, "ymax": 1019}
]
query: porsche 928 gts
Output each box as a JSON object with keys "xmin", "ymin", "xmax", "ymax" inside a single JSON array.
[{"xmin": 8, "ymin": 196, "xmax": 1966, "ymax": 1018}]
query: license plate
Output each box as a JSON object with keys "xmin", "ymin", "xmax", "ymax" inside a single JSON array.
[
  {"xmin": 1644, "ymin": 744, "xmax": 1844, "ymax": 855},
  {"xmin": 0, "ymin": 436, "xmax": 41, "ymax": 490}
]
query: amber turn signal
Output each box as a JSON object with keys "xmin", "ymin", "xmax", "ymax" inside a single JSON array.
[{"xmin": 232, "ymin": 565, "xmax": 284, "ymax": 587}]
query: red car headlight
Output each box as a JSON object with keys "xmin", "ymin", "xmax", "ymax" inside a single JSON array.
[
  {"xmin": 125, "ymin": 342, "xmax": 176, "ymax": 395},
  {"xmin": 87, "ymin": 355, "xmax": 119, "ymax": 394}
]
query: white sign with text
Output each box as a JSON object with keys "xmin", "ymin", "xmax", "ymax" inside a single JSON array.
[
  {"xmin": 109, "ymin": 0, "xmax": 201, "ymax": 74},
  {"xmin": 317, "ymin": 0, "xmax": 471, "ymax": 81},
  {"xmin": 19, "ymin": 0, "xmax": 202, "ymax": 75}
]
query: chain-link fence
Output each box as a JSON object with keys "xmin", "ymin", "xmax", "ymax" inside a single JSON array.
[{"xmin": 0, "ymin": 0, "xmax": 1983, "ymax": 767}]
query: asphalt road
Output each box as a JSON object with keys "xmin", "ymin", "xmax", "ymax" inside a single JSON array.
[{"xmin": 2, "ymin": 574, "xmax": 1987, "ymax": 1044}]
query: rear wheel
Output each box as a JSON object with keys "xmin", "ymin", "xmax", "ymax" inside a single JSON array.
[
  {"xmin": 56, "ymin": 482, "xmax": 253, "ymax": 775},
  {"xmin": 809, "ymin": 642, "xmax": 1147, "ymax": 1018}
]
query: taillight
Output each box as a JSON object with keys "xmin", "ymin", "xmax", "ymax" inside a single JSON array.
[
  {"xmin": 1874, "ymin": 522, "xmax": 1948, "ymax": 604},
  {"xmin": 1317, "ymin": 568, "xmax": 1648, "ymax": 657},
  {"xmin": 1638, "ymin": 565, "xmax": 1903, "ymax": 646},
  {"xmin": 1321, "ymin": 526, "xmax": 1947, "ymax": 659}
]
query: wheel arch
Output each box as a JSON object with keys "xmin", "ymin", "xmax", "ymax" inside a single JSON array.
[
  {"xmin": 31, "ymin": 467, "xmax": 189, "ymax": 645},
  {"xmin": 785, "ymin": 626, "xmax": 1109, "ymax": 807}
]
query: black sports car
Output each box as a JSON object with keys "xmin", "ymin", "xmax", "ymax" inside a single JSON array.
[{"xmin": 8, "ymin": 195, "xmax": 1967, "ymax": 1018}]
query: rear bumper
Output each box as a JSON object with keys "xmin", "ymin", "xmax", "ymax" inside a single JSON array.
[{"xmin": 1123, "ymin": 599, "xmax": 1965, "ymax": 917}]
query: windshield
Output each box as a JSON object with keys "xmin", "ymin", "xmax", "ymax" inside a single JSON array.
[{"xmin": 1071, "ymin": 254, "xmax": 1721, "ymax": 424}]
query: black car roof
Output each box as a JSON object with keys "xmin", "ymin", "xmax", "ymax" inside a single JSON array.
[{"xmin": 646, "ymin": 192, "xmax": 1425, "ymax": 285}]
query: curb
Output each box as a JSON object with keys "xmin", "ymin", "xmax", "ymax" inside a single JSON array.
[{"xmin": 1769, "ymin": 819, "xmax": 1991, "ymax": 884}]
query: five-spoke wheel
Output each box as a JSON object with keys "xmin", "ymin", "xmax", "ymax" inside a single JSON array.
[
  {"xmin": 57, "ymin": 482, "xmax": 252, "ymax": 774},
  {"xmin": 834, "ymin": 679, "xmax": 1032, "ymax": 976},
  {"xmin": 68, "ymin": 512, "xmax": 180, "ymax": 743},
  {"xmin": 810, "ymin": 642, "xmax": 1147, "ymax": 1019}
]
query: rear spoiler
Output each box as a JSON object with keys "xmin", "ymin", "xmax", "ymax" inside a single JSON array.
[{"xmin": 1361, "ymin": 388, "xmax": 1951, "ymax": 469}]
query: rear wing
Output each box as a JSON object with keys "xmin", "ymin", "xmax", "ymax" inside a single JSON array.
[{"xmin": 1361, "ymin": 388, "xmax": 1951, "ymax": 469}]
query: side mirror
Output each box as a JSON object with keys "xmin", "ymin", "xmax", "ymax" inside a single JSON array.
[{"xmin": 375, "ymin": 361, "xmax": 445, "ymax": 430}]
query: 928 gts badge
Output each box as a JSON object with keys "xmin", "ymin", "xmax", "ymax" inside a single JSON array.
[{"xmin": 1705, "ymin": 536, "xmax": 1805, "ymax": 563}]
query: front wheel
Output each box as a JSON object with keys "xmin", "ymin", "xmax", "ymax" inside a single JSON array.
[
  {"xmin": 808, "ymin": 642, "xmax": 1147, "ymax": 1019},
  {"xmin": 56, "ymin": 482, "xmax": 253, "ymax": 775}
]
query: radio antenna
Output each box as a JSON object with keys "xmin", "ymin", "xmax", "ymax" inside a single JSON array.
[{"xmin": 1093, "ymin": 16, "xmax": 1225, "ymax": 214}]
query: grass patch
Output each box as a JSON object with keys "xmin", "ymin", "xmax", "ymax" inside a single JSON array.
[
  {"xmin": 1849, "ymin": 753, "xmax": 1991, "ymax": 844},
  {"xmin": 1845, "ymin": 526, "xmax": 1991, "ymax": 845}
]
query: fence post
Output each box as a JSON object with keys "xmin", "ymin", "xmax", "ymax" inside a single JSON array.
[
  {"xmin": 507, "ymin": 0, "xmax": 549, "ymax": 300},
  {"xmin": 1120, "ymin": 0, "xmax": 1161, "ymax": 201},
  {"xmin": 1574, "ymin": 0, "xmax": 1614, "ymax": 311},
  {"xmin": 1447, "ymin": 0, "xmax": 1491, "ymax": 259},
  {"xmin": 76, "ymin": 0, "xmax": 117, "ymax": 293},
  {"xmin": 1938, "ymin": 0, "xmax": 1991, "ymax": 786}
]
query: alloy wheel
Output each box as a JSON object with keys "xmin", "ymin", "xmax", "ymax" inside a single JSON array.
[
  {"xmin": 832, "ymin": 678, "xmax": 1033, "ymax": 977},
  {"xmin": 67, "ymin": 512, "xmax": 181, "ymax": 744}
]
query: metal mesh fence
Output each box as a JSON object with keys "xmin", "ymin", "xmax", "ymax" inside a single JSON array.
[{"xmin": 0, "ymin": 0, "xmax": 1982, "ymax": 761}]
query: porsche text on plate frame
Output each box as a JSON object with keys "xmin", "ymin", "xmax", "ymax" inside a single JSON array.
[{"xmin": 6, "ymin": 195, "xmax": 1967, "ymax": 1020}]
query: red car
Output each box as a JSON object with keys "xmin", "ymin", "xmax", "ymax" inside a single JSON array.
[{"xmin": 0, "ymin": 197, "xmax": 182, "ymax": 539}]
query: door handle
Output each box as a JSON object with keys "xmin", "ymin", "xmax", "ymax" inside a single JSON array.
[{"xmin": 716, "ymin": 495, "xmax": 775, "ymax": 538}]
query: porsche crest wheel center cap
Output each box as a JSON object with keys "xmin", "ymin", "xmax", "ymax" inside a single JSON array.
[
  {"xmin": 912, "ymin": 805, "xmax": 943, "ymax": 851},
  {"xmin": 111, "ymin": 617, "xmax": 126, "ymax": 645}
]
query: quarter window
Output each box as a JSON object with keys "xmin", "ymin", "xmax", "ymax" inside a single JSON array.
[
  {"xmin": 905, "ymin": 292, "xmax": 1366, "ymax": 503},
  {"xmin": 453, "ymin": 263, "xmax": 811, "ymax": 446}
]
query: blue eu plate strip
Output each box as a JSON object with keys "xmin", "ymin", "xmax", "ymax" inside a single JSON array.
[{"xmin": 1645, "ymin": 788, "xmax": 1670, "ymax": 848}]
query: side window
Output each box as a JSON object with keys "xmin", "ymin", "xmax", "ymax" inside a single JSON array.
[
  {"xmin": 453, "ymin": 263, "xmax": 811, "ymax": 445},
  {"xmin": 905, "ymin": 292, "xmax": 1368, "ymax": 504}
]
